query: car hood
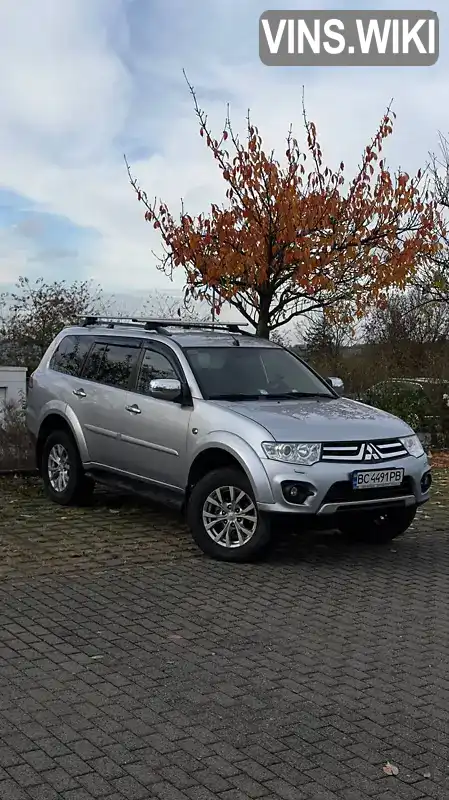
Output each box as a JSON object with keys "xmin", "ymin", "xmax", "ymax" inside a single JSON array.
[{"xmin": 212, "ymin": 396, "xmax": 412, "ymax": 441}]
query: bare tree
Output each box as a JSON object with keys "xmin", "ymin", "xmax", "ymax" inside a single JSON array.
[
  {"xmin": 269, "ymin": 329, "xmax": 292, "ymax": 348},
  {"xmin": 415, "ymin": 133, "xmax": 449, "ymax": 303},
  {"xmin": 364, "ymin": 288, "xmax": 449, "ymax": 347},
  {"xmin": 141, "ymin": 290, "xmax": 211, "ymax": 322},
  {"xmin": 300, "ymin": 310, "xmax": 352, "ymax": 362},
  {"xmin": 362, "ymin": 287, "xmax": 449, "ymax": 378},
  {"xmin": 0, "ymin": 276, "xmax": 104, "ymax": 370}
]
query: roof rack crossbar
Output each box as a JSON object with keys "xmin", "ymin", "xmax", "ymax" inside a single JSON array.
[
  {"xmin": 79, "ymin": 316, "xmax": 150, "ymax": 330},
  {"xmin": 130, "ymin": 318, "xmax": 249, "ymax": 331},
  {"xmin": 77, "ymin": 316, "xmax": 253, "ymax": 335}
]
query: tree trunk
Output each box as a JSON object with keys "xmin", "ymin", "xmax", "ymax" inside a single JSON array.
[{"xmin": 256, "ymin": 294, "xmax": 271, "ymax": 339}]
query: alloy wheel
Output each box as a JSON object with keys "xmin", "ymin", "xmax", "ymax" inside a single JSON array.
[
  {"xmin": 202, "ymin": 485, "xmax": 258, "ymax": 548},
  {"xmin": 47, "ymin": 444, "xmax": 70, "ymax": 493}
]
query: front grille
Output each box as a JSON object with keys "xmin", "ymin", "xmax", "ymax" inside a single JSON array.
[
  {"xmin": 321, "ymin": 438, "xmax": 408, "ymax": 463},
  {"xmin": 323, "ymin": 476, "xmax": 413, "ymax": 504}
]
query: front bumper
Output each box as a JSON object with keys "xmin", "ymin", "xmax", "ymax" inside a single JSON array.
[{"xmin": 257, "ymin": 454, "xmax": 431, "ymax": 515}]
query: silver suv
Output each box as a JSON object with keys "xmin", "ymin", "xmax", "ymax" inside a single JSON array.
[{"xmin": 26, "ymin": 317, "xmax": 432, "ymax": 562}]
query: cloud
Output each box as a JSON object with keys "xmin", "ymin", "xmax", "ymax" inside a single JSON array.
[{"xmin": 0, "ymin": 0, "xmax": 447, "ymax": 295}]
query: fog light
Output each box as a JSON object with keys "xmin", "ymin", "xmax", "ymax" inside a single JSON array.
[
  {"xmin": 281, "ymin": 481, "xmax": 314, "ymax": 505},
  {"xmin": 421, "ymin": 471, "xmax": 432, "ymax": 492}
]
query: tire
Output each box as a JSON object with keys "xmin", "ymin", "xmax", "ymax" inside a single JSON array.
[
  {"xmin": 338, "ymin": 505, "xmax": 417, "ymax": 544},
  {"xmin": 41, "ymin": 429, "xmax": 94, "ymax": 506},
  {"xmin": 187, "ymin": 467, "xmax": 271, "ymax": 562}
]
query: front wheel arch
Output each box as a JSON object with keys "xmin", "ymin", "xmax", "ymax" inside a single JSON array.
[
  {"xmin": 186, "ymin": 434, "xmax": 275, "ymax": 507},
  {"xmin": 186, "ymin": 448, "xmax": 246, "ymax": 502}
]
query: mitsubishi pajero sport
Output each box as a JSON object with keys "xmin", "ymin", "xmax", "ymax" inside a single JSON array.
[{"xmin": 26, "ymin": 317, "xmax": 432, "ymax": 561}]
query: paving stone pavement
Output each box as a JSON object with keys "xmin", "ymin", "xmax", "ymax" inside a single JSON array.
[{"xmin": 0, "ymin": 473, "xmax": 449, "ymax": 799}]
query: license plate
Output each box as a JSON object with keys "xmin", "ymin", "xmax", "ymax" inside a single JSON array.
[{"xmin": 352, "ymin": 468, "xmax": 404, "ymax": 489}]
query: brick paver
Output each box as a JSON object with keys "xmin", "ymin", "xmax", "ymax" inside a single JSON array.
[{"xmin": 0, "ymin": 473, "xmax": 448, "ymax": 798}]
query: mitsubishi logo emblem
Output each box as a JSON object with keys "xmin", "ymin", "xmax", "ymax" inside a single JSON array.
[{"xmin": 363, "ymin": 442, "xmax": 383, "ymax": 461}]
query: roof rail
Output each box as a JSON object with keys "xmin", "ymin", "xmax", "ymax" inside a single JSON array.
[{"xmin": 77, "ymin": 316, "xmax": 253, "ymax": 336}]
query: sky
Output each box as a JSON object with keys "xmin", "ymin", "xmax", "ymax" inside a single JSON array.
[{"xmin": 0, "ymin": 0, "xmax": 447, "ymax": 301}]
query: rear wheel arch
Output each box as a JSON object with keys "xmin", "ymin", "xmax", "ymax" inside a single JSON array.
[{"xmin": 39, "ymin": 423, "xmax": 94, "ymax": 506}]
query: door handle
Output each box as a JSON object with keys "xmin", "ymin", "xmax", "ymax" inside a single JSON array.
[
  {"xmin": 125, "ymin": 404, "xmax": 141, "ymax": 414},
  {"xmin": 73, "ymin": 388, "xmax": 86, "ymax": 398}
]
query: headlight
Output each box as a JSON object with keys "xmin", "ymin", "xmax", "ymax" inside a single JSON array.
[
  {"xmin": 400, "ymin": 434, "xmax": 424, "ymax": 458},
  {"xmin": 262, "ymin": 442, "xmax": 321, "ymax": 465}
]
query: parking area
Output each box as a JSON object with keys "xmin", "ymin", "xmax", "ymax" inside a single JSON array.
[{"xmin": 0, "ymin": 474, "xmax": 448, "ymax": 799}]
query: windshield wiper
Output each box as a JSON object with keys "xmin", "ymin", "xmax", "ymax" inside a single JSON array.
[
  {"xmin": 265, "ymin": 392, "xmax": 333, "ymax": 399},
  {"xmin": 209, "ymin": 393, "xmax": 264, "ymax": 401},
  {"xmin": 210, "ymin": 392, "xmax": 333, "ymax": 401}
]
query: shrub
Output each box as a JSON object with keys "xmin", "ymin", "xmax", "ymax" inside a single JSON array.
[
  {"xmin": 0, "ymin": 397, "xmax": 35, "ymax": 471},
  {"xmin": 363, "ymin": 382, "xmax": 449, "ymax": 447},
  {"xmin": 364, "ymin": 384, "xmax": 428, "ymax": 430}
]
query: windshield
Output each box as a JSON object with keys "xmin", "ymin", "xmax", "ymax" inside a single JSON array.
[{"xmin": 184, "ymin": 346, "xmax": 334, "ymax": 400}]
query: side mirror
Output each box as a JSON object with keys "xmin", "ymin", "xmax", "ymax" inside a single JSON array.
[
  {"xmin": 327, "ymin": 376, "xmax": 344, "ymax": 395},
  {"xmin": 148, "ymin": 378, "xmax": 182, "ymax": 401}
]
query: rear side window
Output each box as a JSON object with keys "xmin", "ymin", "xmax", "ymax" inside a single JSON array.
[
  {"xmin": 83, "ymin": 343, "xmax": 139, "ymax": 390},
  {"xmin": 49, "ymin": 335, "xmax": 92, "ymax": 377}
]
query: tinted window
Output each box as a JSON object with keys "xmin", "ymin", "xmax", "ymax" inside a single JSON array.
[
  {"xmin": 49, "ymin": 335, "xmax": 92, "ymax": 377},
  {"xmin": 185, "ymin": 347, "xmax": 332, "ymax": 400},
  {"xmin": 403, "ymin": 383, "xmax": 423, "ymax": 392},
  {"xmin": 83, "ymin": 343, "xmax": 138, "ymax": 390},
  {"xmin": 382, "ymin": 382, "xmax": 423, "ymax": 393},
  {"xmin": 83, "ymin": 344, "xmax": 106, "ymax": 382},
  {"xmin": 137, "ymin": 349, "xmax": 177, "ymax": 394}
]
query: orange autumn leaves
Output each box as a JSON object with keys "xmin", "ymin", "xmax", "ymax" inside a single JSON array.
[{"xmin": 128, "ymin": 88, "xmax": 443, "ymax": 337}]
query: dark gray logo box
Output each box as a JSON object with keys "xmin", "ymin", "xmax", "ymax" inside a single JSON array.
[{"xmin": 259, "ymin": 10, "xmax": 439, "ymax": 66}]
